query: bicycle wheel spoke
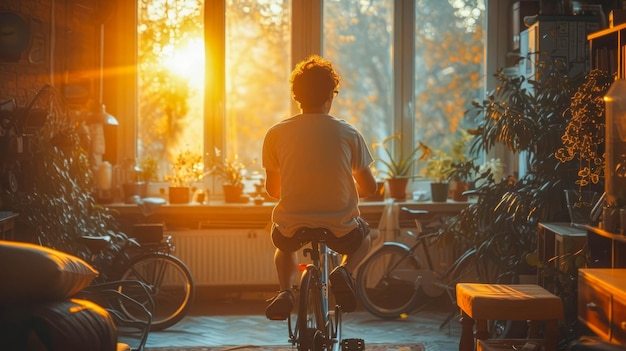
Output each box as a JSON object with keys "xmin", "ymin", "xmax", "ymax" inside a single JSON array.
[{"xmin": 120, "ymin": 253, "xmax": 195, "ymax": 331}]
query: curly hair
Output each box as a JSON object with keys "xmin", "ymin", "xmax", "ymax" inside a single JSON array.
[{"xmin": 290, "ymin": 55, "xmax": 340, "ymax": 109}]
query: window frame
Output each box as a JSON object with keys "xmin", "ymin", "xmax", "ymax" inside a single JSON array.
[{"xmin": 107, "ymin": 0, "xmax": 502, "ymax": 180}]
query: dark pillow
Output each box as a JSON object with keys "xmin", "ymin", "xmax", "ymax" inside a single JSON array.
[
  {"xmin": 0, "ymin": 298, "xmax": 117, "ymax": 351},
  {"xmin": 0, "ymin": 240, "xmax": 98, "ymax": 304}
]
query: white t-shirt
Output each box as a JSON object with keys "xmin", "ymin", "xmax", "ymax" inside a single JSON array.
[{"xmin": 262, "ymin": 114, "xmax": 374, "ymax": 238}]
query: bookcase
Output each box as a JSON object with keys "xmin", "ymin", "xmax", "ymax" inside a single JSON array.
[{"xmin": 588, "ymin": 22, "xmax": 626, "ymax": 78}]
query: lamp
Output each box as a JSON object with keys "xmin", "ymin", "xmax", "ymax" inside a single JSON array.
[
  {"xmin": 604, "ymin": 79, "xmax": 626, "ymax": 206},
  {"xmin": 95, "ymin": 104, "xmax": 119, "ymax": 126}
]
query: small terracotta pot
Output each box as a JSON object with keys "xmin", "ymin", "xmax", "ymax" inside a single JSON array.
[
  {"xmin": 169, "ymin": 186, "xmax": 190, "ymax": 204},
  {"xmin": 386, "ymin": 178, "xmax": 408, "ymax": 200}
]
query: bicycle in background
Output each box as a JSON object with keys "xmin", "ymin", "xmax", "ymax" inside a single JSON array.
[
  {"xmin": 356, "ymin": 207, "xmax": 503, "ymax": 332},
  {"xmin": 78, "ymin": 214, "xmax": 195, "ymax": 332}
]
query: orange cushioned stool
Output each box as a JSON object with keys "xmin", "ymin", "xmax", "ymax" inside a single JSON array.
[{"xmin": 456, "ymin": 283, "xmax": 564, "ymax": 351}]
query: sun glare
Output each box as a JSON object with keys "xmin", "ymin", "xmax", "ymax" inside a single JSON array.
[{"xmin": 162, "ymin": 38, "xmax": 205, "ymax": 87}]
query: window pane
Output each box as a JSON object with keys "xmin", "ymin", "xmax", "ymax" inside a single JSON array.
[
  {"xmin": 137, "ymin": 0, "xmax": 205, "ymax": 180},
  {"xmin": 414, "ymin": 1, "xmax": 485, "ymax": 160},
  {"xmin": 225, "ymin": 0, "xmax": 291, "ymax": 169},
  {"xmin": 323, "ymin": 0, "xmax": 393, "ymax": 150}
]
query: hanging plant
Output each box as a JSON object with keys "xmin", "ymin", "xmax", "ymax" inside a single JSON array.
[{"xmin": 555, "ymin": 69, "xmax": 614, "ymax": 190}]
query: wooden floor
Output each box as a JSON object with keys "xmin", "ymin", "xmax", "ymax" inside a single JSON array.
[{"xmin": 119, "ymin": 287, "xmax": 462, "ymax": 351}]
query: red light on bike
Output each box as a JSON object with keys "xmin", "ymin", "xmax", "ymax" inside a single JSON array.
[{"xmin": 298, "ymin": 264, "xmax": 307, "ymax": 271}]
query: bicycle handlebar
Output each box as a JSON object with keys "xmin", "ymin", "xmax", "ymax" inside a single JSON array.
[
  {"xmin": 138, "ymin": 197, "xmax": 166, "ymax": 217},
  {"xmin": 400, "ymin": 207, "xmax": 429, "ymax": 216}
]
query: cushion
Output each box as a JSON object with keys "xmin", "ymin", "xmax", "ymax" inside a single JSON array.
[
  {"xmin": 0, "ymin": 298, "xmax": 117, "ymax": 351},
  {"xmin": 456, "ymin": 283, "xmax": 564, "ymax": 321},
  {"xmin": 0, "ymin": 240, "xmax": 98, "ymax": 304}
]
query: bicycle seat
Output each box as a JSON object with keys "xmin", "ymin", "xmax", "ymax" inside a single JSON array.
[
  {"xmin": 294, "ymin": 227, "xmax": 333, "ymax": 242},
  {"xmin": 80, "ymin": 235, "xmax": 112, "ymax": 251}
]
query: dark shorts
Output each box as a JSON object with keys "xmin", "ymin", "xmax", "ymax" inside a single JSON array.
[{"xmin": 271, "ymin": 217, "xmax": 370, "ymax": 255}]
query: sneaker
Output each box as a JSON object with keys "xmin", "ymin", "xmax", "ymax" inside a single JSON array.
[
  {"xmin": 265, "ymin": 289, "xmax": 295, "ymax": 320},
  {"xmin": 329, "ymin": 266, "xmax": 357, "ymax": 312}
]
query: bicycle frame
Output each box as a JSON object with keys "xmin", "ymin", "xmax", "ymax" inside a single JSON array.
[
  {"xmin": 288, "ymin": 235, "xmax": 342, "ymax": 351},
  {"xmin": 305, "ymin": 240, "xmax": 331, "ymax": 319}
]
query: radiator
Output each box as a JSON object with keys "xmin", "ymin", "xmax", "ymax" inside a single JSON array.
[
  {"xmin": 169, "ymin": 227, "xmax": 454, "ymax": 286},
  {"xmin": 169, "ymin": 228, "xmax": 277, "ymax": 286}
]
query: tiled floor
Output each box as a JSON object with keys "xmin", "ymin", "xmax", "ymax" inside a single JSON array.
[{"xmin": 119, "ymin": 287, "xmax": 463, "ymax": 351}]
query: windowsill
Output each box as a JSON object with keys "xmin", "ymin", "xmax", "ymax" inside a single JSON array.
[{"xmin": 106, "ymin": 198, "xmax": 472, "ymax": 232}]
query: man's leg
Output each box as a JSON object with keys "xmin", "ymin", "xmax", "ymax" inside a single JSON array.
[
  {"xmin": 275, "ymin": 248, "xmax": 298, "ymax": 290},
  {"xmin": 331, "ymin": 223, "xmax": 371, "ymax": 312},
  {"xmin": 342, "ymin": 233, "xmax": 371, "ymax": 272},
  {"xmin": 266, "ymin": 248, "xmax": 298, "ymax": 320}
]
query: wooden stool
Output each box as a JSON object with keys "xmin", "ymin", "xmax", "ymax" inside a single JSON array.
[{"xmin": 456, "ymin": 283, "xmax": 564, "ymax": 351}]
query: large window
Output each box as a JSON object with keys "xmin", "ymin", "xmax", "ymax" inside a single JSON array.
[
  {"xmin": 137, "ymin": 0, "xmax": 205, "ymax": 179},
  {"xmin": 136, "ymin": 0, "xmax": 486, "ymax": 189},
  {"xmin": 323, "ymin": 0, "xmax": 393, "ymax": 154},
  {"xmin": 224, "ymin": 0, "xmax": 291, "ymax": 170},
  {"xmin": 414, "ymin": 0, "xmax": 486, "ymax": 164}
]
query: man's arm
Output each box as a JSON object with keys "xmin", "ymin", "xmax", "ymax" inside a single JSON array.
[
  {"xmin": 353, "ymin": 167, "xmax": 377, "ymax": 198},
  {"xmin": 265, "ymin": 169, "xmax": 281, "ymax": 199}
]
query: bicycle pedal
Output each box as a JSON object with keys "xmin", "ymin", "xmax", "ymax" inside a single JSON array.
[{"xmin": 341, "ymin": 338, "xmax": 365, "ymax": 351}]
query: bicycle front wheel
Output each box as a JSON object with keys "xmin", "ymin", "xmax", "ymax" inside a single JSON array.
[
  {"xmin": 297, "ymin": 265, "xmax": 327, "ymax": 351},
  {"xmin": 356, "ymin": 244, "xmax": 422, "ymax": 319},
  {"xmin": 119, "ymin": 252, "xmax": 195, "ymax": 331}
]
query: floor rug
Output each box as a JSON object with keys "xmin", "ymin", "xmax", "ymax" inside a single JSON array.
[{"xmin": 146, "ymin": 344, "xmax": 425, "ymax": 351}]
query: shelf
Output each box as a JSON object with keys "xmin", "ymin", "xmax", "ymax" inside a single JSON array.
[
  {"xmin": 583, "ymin": 225, "xmax": 626, "ymax": 268},
  {"xmin": 587, "ymin": 22, "xmax": 626, "ymax": 41},
  {"xmin": 585, "ymin": 225, "xmax": 626, "ymax": 244},
  {"xmin": 588, "ymin": 22, "xmax": 626, "ymax": 78}
]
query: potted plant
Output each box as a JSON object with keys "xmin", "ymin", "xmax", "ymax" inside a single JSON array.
[
  {"xmin": 372, "ymin": 134, "xmax": 432, "ymax": 200},
  {"xmin": 448, "ymin": 159, "xmax": 479, "ymax": 201},
  {"xmin": 166, "ymin": 148, "xmax": 205, "ymax": 204},
  {"xmin": 438, "ymin": 56, "xmax": 609, "ymax": 344},
  {"xmin": 206, "ymin": 147, "xmax": 248, "ymax": 203},
  {"xmin": 424, "ymin": 131, "xmax": 480, "ymax": 202},
  {"xmin": 424, "ymin": 150, "xmax": 454, "ymax": 202}
]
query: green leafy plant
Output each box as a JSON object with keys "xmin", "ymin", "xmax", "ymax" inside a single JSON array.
[
  {"xmin": 441, "ymin": 55, "xmax": 586, "ymax": 280},
  {"xmin": 0, "ymin": 84, "xmax": 119, "ymax": 255},
  {"xmin": 166, "ymin": 148, "xmax": 205, "ymax": 187},
  {"xmin": 139, "ymin": 156, "xmax": 159, "ymax": 182},
  {"xmin": 424, "ymin": 150, "xmax": 454, "ymax": 183},
  {"xmin": 372, "ymin": 134, "xmax": 432, "ymax": 179},
  {"xmin": 426, "ymin": 131, "xmax": 478, "ymax": 183},
  {"xmin": 206, "ymin": 147, "xmax": 246, "ymax": 187}
]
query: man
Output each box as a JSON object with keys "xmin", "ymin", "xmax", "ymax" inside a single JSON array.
[{"xmin": 262, "ymin": 55, "xmax": 378, "ymax": 320}]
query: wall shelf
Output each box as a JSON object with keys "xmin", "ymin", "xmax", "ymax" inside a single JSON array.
[{"xmin": 588, "ymin": 22, "xmax": 626, "ymax": 78}]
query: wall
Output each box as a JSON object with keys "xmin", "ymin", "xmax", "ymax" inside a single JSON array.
[{"xmin": 0, "ymin": 0, "xmax": 100, "ymax": 115}]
